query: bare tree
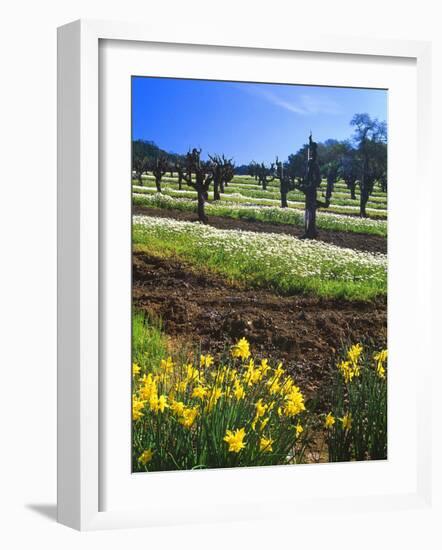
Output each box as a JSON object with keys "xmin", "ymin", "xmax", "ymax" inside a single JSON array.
[
  {"xmin": 133, "ymin": 156, "xmax": 149, "ymax": 186},
  {"xmin": 256, "ymin": 162, "xmax": 275, "ymax": 190},
  {"xmin": 341, "ymin": 150, "xmax": 359, "ymax": 200},
  {"xmin": 209, "ymin": 154, "xmax": 235, "ymax": 200},
  {"xmin": 324, "ymin": 161, "xmax": 339, "ymax": 207},
  {"xmin": 274, "ymin": 157, "xmax": 291, "ymax": 208},
  {"xmin": 174, "ymin": 160, "xmax": 185, "ymax": 190},
  {"xmin": 151, "ymin": 156, "xmax": 168, "ymax": 193},
  {"xmin": 280, "ymin": 134, "xmax": 324, "ymax": 238},
  {"xmin": 221, "ymin": 155, "xmax": 235, "ymax": 193},
  {"xmin": 183, "ymin": 148, "xmax": 213, "ymax": 223},
  {"xmin": 208, "ymin": 154, "xmax": 223, "ymax": 201},
  {"xmin": 300, "ymin": 135, "xmax": 323, "ymax": 238},
  {"xmin": 248, "ymin": 161, "xmax": 259, "ymax": 181}
]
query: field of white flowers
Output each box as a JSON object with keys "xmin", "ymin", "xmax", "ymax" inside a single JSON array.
[
  {"xmin": 134, "ymin": 184, "xmax": 387, "ymax": 217},
  {"xmin": 133, "ymin": 184, "xmax": 386, "ymax": 214},
  {"xmin": 135, "ymin": 173, "xmax": 388, "ymax": 214},
  {"xmin": 133, "ymin": 215, "xmax": 387, "ymax": 300},
  {"xmin": 133, "ymin": 192, "xmax": 388, "ymax": 237}
]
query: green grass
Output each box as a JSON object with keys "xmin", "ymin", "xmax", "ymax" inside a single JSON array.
[
  {"xmin": 133, "ymin": 183, "xmax": 387, "ymax": 220},
  {"xmin": 135, "ymin": 176, "xmax": 387, "ymax": 213},
  {"xmin": 132, "ymin": 310, "xmax": 167, "ymax": 372},
  {"xmin": 136, "ymin": 173, "xmax": 387, "ymax": 210},
  {"xmin": 133, "ymin": 215, "xmax": 387, "ymax": 301},
  {"xmin": 133, "ymin": 192, "xmax": 388, "ymax": 237}
]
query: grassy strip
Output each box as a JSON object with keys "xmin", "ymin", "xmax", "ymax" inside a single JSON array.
[
  {"xmin": 132, "ymin": 310, "xmax": 167, "ymax": 369},
  {"xmin": 215, "ymin": 185, "xmax": 386, "ymax": 210},
  {"xmin": 133, "ymin": 183, "xmax": 387, "ymax": 219},
  {"xmin": 225, "ymin": 182, "xmax": 387, "ymax": 204},
  {"xmin": 136, "ymin": 176, "xmax": 387, "ymax": 211},
  {"xmin": 133, "ymin": 193, "xmax": 388, "ymax": 237},
  {"xmin": 140, "ymin": 173, "xmax": 387, "ymax": 198},
  {"xmin": 133, "ymin": 215, "xmax": 387, "ymax": 301}
]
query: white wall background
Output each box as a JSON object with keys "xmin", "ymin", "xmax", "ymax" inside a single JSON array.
[{"xmin": 0, "ymin": 1, "xmax": 441, "ymax": 547}]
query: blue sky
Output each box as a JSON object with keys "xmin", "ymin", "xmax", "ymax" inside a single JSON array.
[{"xmin": 132, "ymin": 77, "xmax": 387, "ymax": 165}]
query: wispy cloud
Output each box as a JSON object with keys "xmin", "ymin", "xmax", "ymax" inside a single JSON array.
[{"xmin": 239, "ymin": 84, "xmax": 341, "ymax": 116}]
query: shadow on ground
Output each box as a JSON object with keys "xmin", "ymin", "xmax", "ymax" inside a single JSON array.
[{"xmin": 26, "ymin": 504, "xmax": 57, "ymax": 522}]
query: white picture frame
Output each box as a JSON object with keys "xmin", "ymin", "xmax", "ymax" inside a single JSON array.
[{"xmin": 57, "ymin": 19, "xmax": 432, "ymax": 531}]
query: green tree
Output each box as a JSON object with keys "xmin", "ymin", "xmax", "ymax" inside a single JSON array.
[{"xmin": 351, "ymin": 114, "xmax": 387, "ymax": 217}]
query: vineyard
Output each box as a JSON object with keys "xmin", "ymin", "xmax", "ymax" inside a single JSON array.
[
  {"xmin": 130, "ymin": 87, "xmax": 388, "ymax": 472},
  {"xmin": 132, "ymin": 169, "xmax": 387, "ymax": 469}
]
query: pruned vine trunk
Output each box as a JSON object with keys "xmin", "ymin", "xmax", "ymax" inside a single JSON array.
[
  {"xmin": 304, "ymin": 189, "xmax": 318, "ymax": 238},
  {"xmin": 213, "ymin": 180, "xmax": 221, "ymax": 201},
  {"xmin": 360, "ymin": 184, "xmax": 369, "ymax": 218},
  {"xmin": 197, "ymin": 190, "xmax": 208, "ymax": 224},
  {"xmin": 325, "ymin": 178, "xmax": 334, "ymax": 207},
  {"xmin": 349, "ymin": 182, "xmax": 356, "ymax": 200},
  {"xmin": 301, "ymin": 134, "xmax": 322, "ymax": 239}
]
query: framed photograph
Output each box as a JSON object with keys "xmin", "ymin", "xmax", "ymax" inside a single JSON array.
[{"xmin": 57, "ymin": 19, "xmax": 432, "ymax": 530}]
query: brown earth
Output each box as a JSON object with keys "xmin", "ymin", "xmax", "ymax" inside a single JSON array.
[
  {"xmin": 132, "ymin": 205, "xmax": 387, "ymax": 254},
  {"xmin": 133, "ymin": 251, "xmax": 387, "ymax": 407}
]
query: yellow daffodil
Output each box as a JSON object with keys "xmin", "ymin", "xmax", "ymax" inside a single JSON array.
[
  {"xmin": 227, "ymin": 369, "xmax": 238, "ymax": 383},
  {"xmin": 138, "ymin": 448, "xmax": 154, "ymax": 465},
  {"xmin": 267, "ymin": 377, "xmax": 282, "ymax": 395},
  {"xmin": 132, "ymin": 396, "xmax": 146, "ymax": 421},
  {"xmin": 231, "ymin": 337, "xmax": 251, "ymax": 360},
  {"xmin": 160, "ymin": 356, "xmax": 174, "ymax": 373},
  {"xmin": 325, "ymin": 412, "xmax": 335, "ymax": 429},
  {"xmin": 295, "ymin": 423, "xmax": 304, "ymax": 438},
  {"xmin": 260, "ymin": 358, "xmax": 270, "ymax": 376},
  {"xmin": 260, "ymin": 417, "xmax": 269, "ymax": 431},
  {"xmin": 170, "ymin": 399, "xmax": 185, "ymax": 416},
  {"xmin": 338, "ymin": 360, "xmax": 360, "ymax": 384},
  {"xmin": 252, "ymin": 399, "xmax": 268, "ymax": 430},
  {"xmin": 244, "ymin": 358, "xmax": 262, "ymax": 386},
  {"xmin": 233, "ymin": 381, "xmax": 245, "ymax": 401},
  {"xmin": 139, "ymin": 373, "xmax": 156, "ymax": 401},
  {"xmin": 255, "ymin": 398, "xmax": 268, "ymax": 419},
  {"xmin": 176, "ymin": 380, "xmax": 188, "ymax": 393},
  {"xmin": 279, "ymin": 376, "xmax": 295, "ymax": 398},
  {"xmin": 341, "ymin": 413, "xmax": 352, "ymax": 431},
  {"xmin": 132, "ymin": 362, "xmax": 141, "ymax": 376},
  {"xmin": 347, "ymin": 343, "xmax": 363, "ymax": 365},
  {"xmin": 283, "ymin": 386, "xmax": 306, "ymax": 417},
  {"xmin": 376, "ymin": 363, "xmax": 386, "ymax": 379},
  {"xmin": 150, "ymin": 393, "xmax": 168, "ymax": 414},
  {"xmin": 192, "ymin": 385, "xmax": 208, "ymax": 400},
  {"xmin": 374, "ymin": 349, "xmax": 388, "ymax": 363},
  {"xmin": 374, "ymin": 349, "xmax": 387, "ymax": 379},
  {"xmin": 200, "ymin": 354, "xmax": 214, "ymax": 368},
  {"xmin": 260, "ymin": 436, "xmax": 273, "ymax": 453},
  {"xmin": 224, "ymin": 428, "xmax": 246, "ymax": 453},
  {"xmin": 179, "ymin": 406, "xmax": 198, "ymax": 428},
  {"xmin": 185, "ymin": 364, "xmax": 200, "ymax": 383},
  {"xmin": 205, "ymin": 387, "xmax": 223, "ymax": 412}
]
